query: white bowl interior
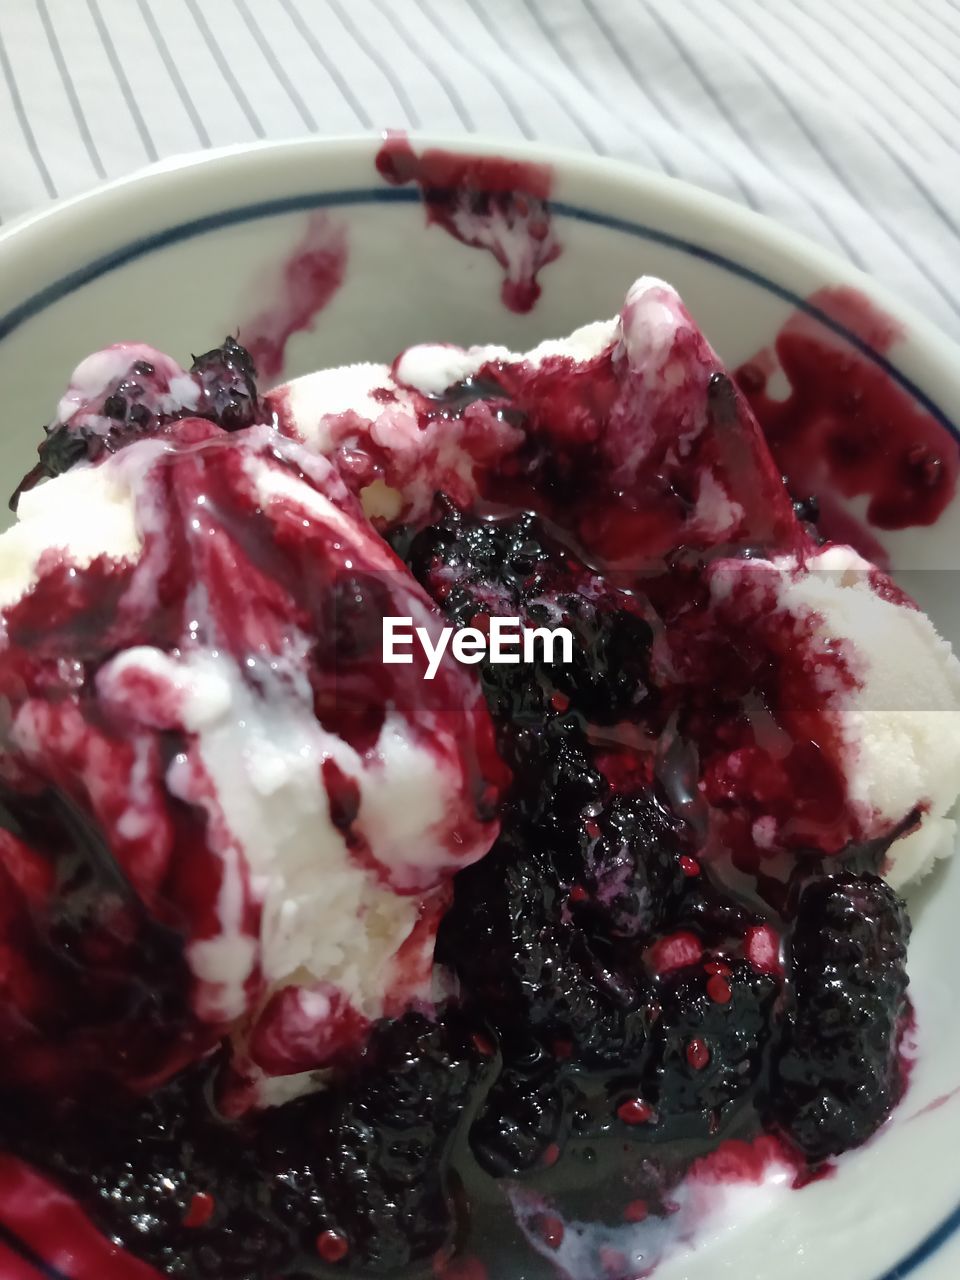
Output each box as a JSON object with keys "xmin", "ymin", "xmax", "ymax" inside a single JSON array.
[{"xmin": 0, "ymin": 137, "xmax": 958, "ymax": 1280}]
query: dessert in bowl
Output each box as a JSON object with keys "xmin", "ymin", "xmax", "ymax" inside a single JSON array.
[{"xmin": 0, "ymin": 136, "xmax": 959, "ymax": 1280}]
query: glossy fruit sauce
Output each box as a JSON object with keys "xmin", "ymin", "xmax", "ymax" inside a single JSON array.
[
  {"xmin": 376, "ymin": 134, "xmax": 562, "ymax": 314},
  {"xmin": 735, "ymin": 286, "xmax": 958, "ymax": 550},
  {"xmin": 0, "ymin": 271, "xmax": 946, "ymax": 1279},
  {"xmin": 238, "ymin": 212, "xmax": 348, "ymax": 381}
]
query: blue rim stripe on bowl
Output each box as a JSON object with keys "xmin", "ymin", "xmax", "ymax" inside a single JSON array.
[
  {"xmin": 875, "ymin": 1200, "xmax": 960, "ymax": 1280},
  {"xmin": 0, "ymin": 186, "xmax": 955, "ymax": 442},
  {"xmin": 0, "ymin": 185, "xmax": 955, "ymax": 1280}
]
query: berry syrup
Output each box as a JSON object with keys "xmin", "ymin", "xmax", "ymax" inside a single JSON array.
[
  {"xmin": 238, "ymin": 212, "xmax": 348, "ymax": 381},
  {"xmin": 393, "ymin": 503, "xmax": 910, "ymax": 1280},
  {"xmin": 0, "ymin": 282, "xmax": 930, "ymax": 1278},
  {"xmin": 0, "ymin": 415, "xmax": 502, "ymax": 1094},
  {"xmin": 376, "ymin": 135, "xmax": 562, "ymax": 313},
  {"xmin": 736, "ymin": 287, "xmax": 958, "ymax": 549}
]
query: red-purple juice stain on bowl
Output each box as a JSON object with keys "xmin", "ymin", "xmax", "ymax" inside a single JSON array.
[
  {"xmin": 907, "ymin": 1086, "xmax": 960, "ymax": 1123},
  {"xmin": 735, "ymin": 287, "xmax": 959, "ymax": 555},
  {"xmin": 237, "ymin": 211, "xmax": 348, "ymax": 380},
  {"xmin": 376, "ymin": 133, "xmax": 562, "ymax": 313}
]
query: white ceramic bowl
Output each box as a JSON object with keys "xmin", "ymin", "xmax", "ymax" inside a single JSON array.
[{"xmin": 0, "ymin": 136, "xmax": 958, "ymax": 1280}]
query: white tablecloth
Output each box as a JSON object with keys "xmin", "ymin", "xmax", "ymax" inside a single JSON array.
[{"xmin": 1, "ymin": 0, "xmax": 959, "ymax": 336}]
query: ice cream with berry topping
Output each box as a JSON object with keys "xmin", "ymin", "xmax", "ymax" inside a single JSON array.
[
  {"xmin": 0, "ymin": 340, "xmax": 505, "ymax": 1108},
  {"xmin": 272, "ymin": 277, "xmax": 960, "ymax": 888},
  {"xmin": 0, "ymin": 277, "xmax": 956, "ymax": 1279}
]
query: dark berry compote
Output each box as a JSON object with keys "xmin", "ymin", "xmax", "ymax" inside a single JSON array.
[{"xmin": 0, "ymin": 277, "xmax": 952, "ymax": 1280}]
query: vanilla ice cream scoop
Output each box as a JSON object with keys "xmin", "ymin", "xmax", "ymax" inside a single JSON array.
[
  {"xmin": 0, "ymin": 413, "xmax": 503, "ymax": 1106},
  {"xmin": 766, "ymin": 546, "xmax": 960, "ymax": 888}
]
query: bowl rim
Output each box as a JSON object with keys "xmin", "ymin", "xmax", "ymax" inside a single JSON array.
[{"xmin": 0, "ymin": 132, "xmax": 958, "ymax": 379}]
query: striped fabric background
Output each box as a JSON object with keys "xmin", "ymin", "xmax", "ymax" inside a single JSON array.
[{"xmin": 0, "ymin": 0, "xmax": 958, "ymax": 335}]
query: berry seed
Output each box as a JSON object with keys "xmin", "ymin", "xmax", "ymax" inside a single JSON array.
[
  {"xmin": 686, "ymin": 1038, "xmax": 710, "ymax": 1071},
  {"xmin": 316, "ymin": 1229, "xmax": 350, "ymax": 1263},
  {"xmin": 617, "ymin": 1098, "xmax": 654, "ymax": 1125}
]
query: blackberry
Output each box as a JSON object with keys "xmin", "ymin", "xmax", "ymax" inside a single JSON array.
[
  {"xmin": 644, "ymin": 960, "xmax": 779, "ymax": 1134},
  {"xmin": 0, "ymin": 1013, "xmax": 480, "ymax": 1276},
  {"xmin": 439, "ymin": 837, "xmax": 578, "ymax": 1025},
  {"xmin": 96, "ymin": 374, "xmax": 160, "ymax": 426},
  {"xmin": 503, "ymin": 713, "xmax": 606, "ymax": 840},
  {"xmin": 277, "ymin": 1013, "xmax": 482, "ymax": 1272},
  {"xmin": 439, "ymin": 833, "xmax": 652, "ymax": 1071},
  {"xmin": 770, "ymin": 873, "xmax": 910, "ymax": 1162},
  {"xmin": 190, "ymin": 336, "xmax": 263, "ymax": 432},
  {"xmin": 403, "ymin": 503, "xmax": 550, "ymax": 629},
  {"xmin": 549, "ymin": 598, "xmax": 654, "ymax": 726},
  {"xmin": 497, "ymin": 720, "xmax": 693, "ymax": 941},
  {"xmin": 11, "ymin": 338, "xmax": 265, "ymax": 511},
  {"xmin": 576, "ymin": 791, "xmax": 691, "ymax": 939},
  {"xmin": 400, "ymin": 502, "xmax": 655, "ymax": 726},
  {"xmin": 668, "ymin": 870, "xmax": 754, "ymax": 949},
  {"xmin": 470, "ymin": 1067, "xmax": 565, "ymax": 1176},
  {"xmin": 401, "ymin": 504, "xmax": 553, "ymax": 725},
  {"xmin": 103, "ymin": 392, "xmax": 128, "ymax": 419},
  {"xmin": 0, "ymin": 1063, "xmax": 289, "ymax": 1279}
]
